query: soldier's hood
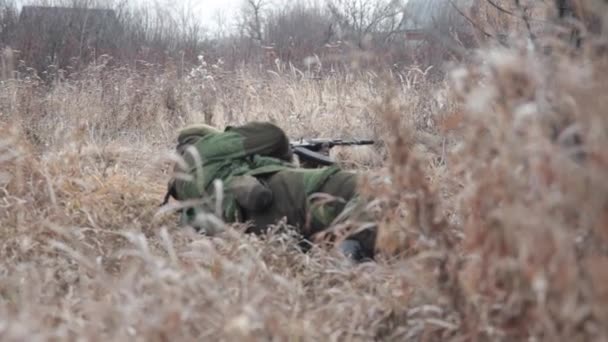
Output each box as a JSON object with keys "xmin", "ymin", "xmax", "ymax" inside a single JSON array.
[{"xmin": 177, "ymin": 124, "xmax": 221, "ymax": 145}]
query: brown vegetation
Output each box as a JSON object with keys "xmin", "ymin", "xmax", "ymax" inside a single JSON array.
[{"xmin": 1, "ymin": 0, "xmax": 607, "ymax": 340}]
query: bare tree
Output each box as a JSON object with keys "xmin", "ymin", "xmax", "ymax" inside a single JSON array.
[
  {"xmin": 0, "ymin": 0, "xmax": 19, "ymax": 47},
  {"xmin": 239, "ymin": 0, "xmax": 266, "ymax": 42},
  {"xmin": 327, "ymin": 0, "xmax": 406, "ymax": 49},
  {"xmin": 553, "ymin": 0, "xmax": 603, "ymax": 47},
  {"xmin": 264, "ymin": 1, "xmax": 334, "ymax": 63},
  {"xmin": 212, "ymin": 9, "xmax": 229, "ymax": 40}
]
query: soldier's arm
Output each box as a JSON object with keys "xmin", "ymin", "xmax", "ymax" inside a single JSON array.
[{"xmin": 228, "ymin": 175, "xmax": 273, "ymax": 212}]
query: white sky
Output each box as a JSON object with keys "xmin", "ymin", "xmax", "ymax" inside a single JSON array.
[
  {"xmin": 18, "ymin": 0, "xmax": 311, "ymax": 34},
  {"xmin": 137, "ymin": 0, "xmax": 293, "ymax": 33},
  {"xmin": 139, "ymin": 0, "xmax": 244, "ymax": 32},
  {"xmin": 183, "ymin": 0, "xmax": 241, "ymax": 25},
  {"xmin": 18, "ymin": 0, "xmax": 244, "ymax": 30}
]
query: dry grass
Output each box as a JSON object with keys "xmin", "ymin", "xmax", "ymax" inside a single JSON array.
[{"xmin": 1, "ymin": 16, "xmax": 608, "ymax": 341}]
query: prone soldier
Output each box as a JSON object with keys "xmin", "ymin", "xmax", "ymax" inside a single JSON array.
[{"xmin": 163, "ymin": 121, "xmax": 377, "ymax": 262}]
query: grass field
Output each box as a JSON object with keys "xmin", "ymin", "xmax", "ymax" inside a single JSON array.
[{"xmin": 1, "ymin": 26, "xmax": 608, "ymax": 341}]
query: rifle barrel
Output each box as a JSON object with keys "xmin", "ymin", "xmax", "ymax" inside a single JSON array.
[
  {"xmin": 290, "ymin": 139, "xmax": 375, "ymax": 148},
  {"xmin": 330, "ymin": 139, "xmax": 374, "ymax": 145},
  {"xmin": 296, "ymin": 139, "xmax": 374, "ymax": 143}
]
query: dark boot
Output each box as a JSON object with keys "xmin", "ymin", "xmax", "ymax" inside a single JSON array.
[{"xmin": 338, "ymin": 239, "xmax": 372, "ymax": 263}]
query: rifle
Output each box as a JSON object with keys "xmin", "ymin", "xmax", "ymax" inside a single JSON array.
[{"xmin": 290, "ymin": 138, "xmax": 375, "ymax": 167}]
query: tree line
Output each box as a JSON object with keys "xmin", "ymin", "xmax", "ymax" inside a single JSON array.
[{"xmin": 0, "ymin": 0, "xmax": 601, "ymax": 78}]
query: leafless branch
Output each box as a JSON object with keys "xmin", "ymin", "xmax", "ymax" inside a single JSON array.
[
  {"xmin": 446, "ymin": 0, "xmax": 497, "ymax": 41},
  {"xmin": 485, "ymin": 0, "xmax": 549, "ymax": 23},
  {"xmin": 513, "ymin": 0, "xmax": 536, "ymax": 42}
]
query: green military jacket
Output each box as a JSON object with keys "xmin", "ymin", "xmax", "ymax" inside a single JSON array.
[
  {"xmin": 169, "ymin": 121, "xmax": 376, "ymax": 257},
  {"xmin": 171, "ymin": 122, "xmax": 343, "ymax": 228},
  {"xmin": 173, "ymin": 121, "xmax": 293, "ymax": 200}
]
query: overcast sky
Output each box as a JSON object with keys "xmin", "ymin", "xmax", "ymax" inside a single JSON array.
[
  {"xmin": 183, "ymin": 0, "xmax": 241, "ymax": 25},
  {"xmin": 19, "ymin": 0, "xmax": 292, "ymax": 33},
  {"xmin": 139, "ymin": 0, "xmax": 243, "ymax": 32},
  {"xmin": 137, "ymin": 0, "xmax": 295, "ymax": 33},
  {"xmin": 18, "ymin": 0, "xmax": 244, "ymax": 30}
]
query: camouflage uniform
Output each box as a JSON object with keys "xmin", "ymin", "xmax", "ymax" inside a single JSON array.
[
  {"xmin": 247, "ymin": 168, "xmax": 377, "ymax": 260},
  {"xmin": 169, "ymin": 121, "xmax": 376, "ymax": 260}
]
